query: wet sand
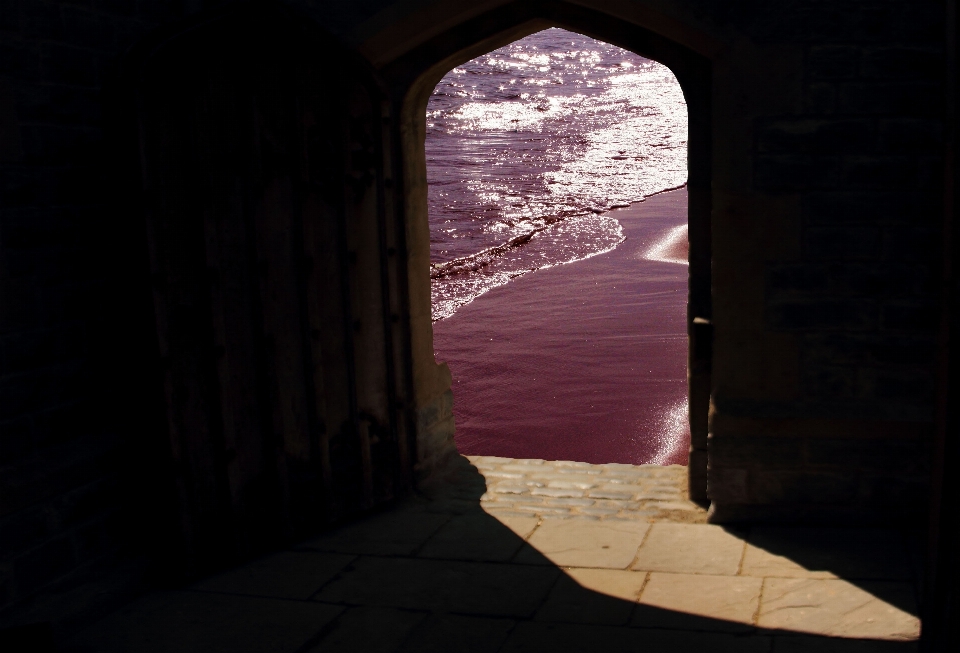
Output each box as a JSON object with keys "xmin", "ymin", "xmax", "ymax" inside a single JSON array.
[{"xmin": 432, "ymin": 187, "xmax": 689, "ymax": 465}]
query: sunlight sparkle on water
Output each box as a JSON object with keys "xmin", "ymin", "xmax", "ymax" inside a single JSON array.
[
  {"xmin": 642, "ymin": 398, "xmax": 690, "ymax": 466},
  {"xmin": 645, "ymin": 224, "xmax": 689, "ymax": 265},
  {"xmin": 427, "ymin": 27, "xmax": 687, "ymax": 320}
]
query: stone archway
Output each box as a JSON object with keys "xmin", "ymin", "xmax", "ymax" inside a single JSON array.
[
  {"xmin": 123, "ymin": 0, "xmax": 934, "ymax": 572},
  {"xmin": 378, "ymin": 1, "xmax": 714, "ymax": 502},
  {"xmin": 128, "ymin": 4, "xmax": 715, "ymax": 573}
]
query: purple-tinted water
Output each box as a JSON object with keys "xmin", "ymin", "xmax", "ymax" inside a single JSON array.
[
  {"xmin": 427, "ymin": 28, "xmax": 687, "ymax": 319},
  {"xmin": 427, "ymin": 29, "xmax": 690, "ymax": 465}
]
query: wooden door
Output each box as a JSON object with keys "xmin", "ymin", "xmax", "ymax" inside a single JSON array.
[{"xmin": 133, "ymin": 4, "xmax": 411, "ymax": 572}]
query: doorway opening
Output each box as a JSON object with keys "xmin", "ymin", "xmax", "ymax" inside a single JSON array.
[{"xmin": 425, "ymin": 28, "xmax": 691, "ymax": 467}]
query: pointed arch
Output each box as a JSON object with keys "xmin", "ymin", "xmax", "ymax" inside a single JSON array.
[{"xmin": 383, "ymin": 0, "xmax": 714, "ymax": 501}]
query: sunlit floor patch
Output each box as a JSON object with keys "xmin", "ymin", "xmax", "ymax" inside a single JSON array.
[
  {"xmin": 471, "ymin": 455, "xmax": 704, "ymax": 522},
  {"xmin": 70, "ymin": 455, "xmax": 921, "ymax": 652}
]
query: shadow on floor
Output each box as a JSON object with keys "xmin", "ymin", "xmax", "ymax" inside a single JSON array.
[{"xmin": 65, "ymin": 457, "xmax": 920, "ymax": 652}]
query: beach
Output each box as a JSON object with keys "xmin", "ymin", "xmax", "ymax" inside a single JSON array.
[
  {"xmin": 426, "ymin": 28, "xmax": 687, "ymax": 322},
  {"xmin": 432, "ymin": 187, "xmax": 689, "ymax": 465}
]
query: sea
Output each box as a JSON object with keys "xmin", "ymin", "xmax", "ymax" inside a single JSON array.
[
  {"xmin": 427, "ymin": 28, "xmax": 690, "ymax": 465},
  {"xmin": 427, "ymin": 27, "xmax": 688, "ymax": 320}
]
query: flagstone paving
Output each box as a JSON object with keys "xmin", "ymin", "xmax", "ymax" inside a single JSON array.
[
  {"xmin": 68, "ymin": 455, "xmax": 921, "ymax": 652},
  {"xmin": 468, "ymin": 456, "xmax": 706, "ymax": 522}
]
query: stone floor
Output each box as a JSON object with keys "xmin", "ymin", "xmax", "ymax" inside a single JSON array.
[
  {"xmin": 67, "ymin": 456, "xmax": 921, "ymax": 652},
  {"xmin": 468, "ymin": 456, "xmax": 706, "ymax": 522}
]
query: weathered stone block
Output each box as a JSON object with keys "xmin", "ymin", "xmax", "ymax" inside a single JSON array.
[
  {"xmin": 758, "ymin": 578, "xmax": 919, "ymax": 639},
  {"xmin": 860, "ymin": 47, "xmax": 943, "ymax": 81},
  {"xmin": 802, "ymin": 332, "xmax": 935, "ymax": 367},
  {"xmin": 301, "ymin": 510, "xmax": 449, "ymax": 556},
  {"xmin": 878, "ymin": 118, "xmax": 943, "ymax": 154},
  {"xmin": 543, "ymin": 475, "xmax": 599, "ymax": 489},
  {"xmin": 836, "ymin": 82, "xmax": 942, "ymax": 117},
  {"xmin": 806, "ymin": 438, "xmax": 925, "ymax": 472},
  {"xmin": 503, "ymin": 620, "xmax": 772, "ymax": 653},
  {"xmin": 19, "ymin": 124, "xmax": 100, "ymax": 166},
  {"xmin": 880, "ymin": 302, "xmax": 939, "ymax": 332},
  {"xmin": 314, "ymin": 556, "xmax": 563, "ymax": 617},
  {"xmin": 0, "ymin": 506, "xmax": 55, "ymax": 561},
  {"xmin": 0, "ymin": 168, "xmax": 48, "ymax": 207},
  {"xmin": 767, "ymin": 263, "xmax": 830, "ymax": 297},
  {"xmin": 754, "ymin": 155, "xmax": 840, "ymax": 191},
  {"xmin": 802, "ymin": 226, "xmax": 881, "ymax": 261},
  {"xmin": 710, "ymin": 435, "xmax": 804, "ymax": 467},
  {"xmin": 742, "ymin": 473, "xmax": 801, "ymax": 507},
  {"xmin": 801, "ymin": 365, "xmax": 858, "ymax": 400},
  {"xmin": 916, "ymin": 155, "xmax": 945, "ymax": 190},
  {"xmin": 15, "ymin": 84, "xmax": 102, "ymax": 127},
  {"xmin": 857, "ymin": 367, "xmax": 935, "ymax": 405},
  {"xmin": 13, "ymin": 536, "xmax": 75, "ymax": 593},
  {"xmin": 767, "ymin": 298, "xmax": 877, "ymax": 331},
  {"xmin": 531, "ymin": 487, "xmax": 584, "ymax": 499},
  {"xmin": 0, "ymin": 208, "xmax": 86, "ymax": 249},
  {"xmin": 842, "ymin": 156, "xmax": 915, "ymax": 189},
  {"xmin": 439, "ymin": 387, "xmax": 453, "ymax": 419},
  {"xmin": 741, "ymin": 527, "xmax": 914, "ymax": 580},
  {"xmin": 890, "ymin": 0, "xmax": 944, "ymax": 42},
  {"xmin": 806, "ymin": 45, "xmax": 860, "ymax": 80},
  {"xmin": 773, "ymin": 262, "xmax": 928, "ymax": 299},
  {"xmin": 632, "ymin": 524, "xmax": 745, "ymax": 576},
  {"xmin": 687, "ymin": 449, "xmax": 708, "ymax": 502},
  {"xmin": 75, "ymin": 512, "xmax": 125, "ymax": 561},
  {"xmin": 60, "ymin": 6, "xmax": 118, "ymax": 52},
  {"xmin": 72, "ymin": 590, "xmax": 344, "ymax": 653},
  {"xmin": 635, "ymin": 573, "xmax": 762, "ymax": 631},
  {"xmin": 0, "ymin": 416, "xmax": 34, "ymax": 460},
  {"xmin": 0, "ymin": 39, "xmax": 40, "ymax": 80},
  {"xmin": 311, "ymin": 606, "xmax": 425, "ymax": 653},
  {"xmin": 803, "ymin": 81, "xmax": 836, "ymax": 113},
  {"xmin": 857, "ymin": 474, "xmax": 929, "ymax": 512},
  {"xmin": 191, "ymin": 551, "xmax": 354, "ymax": 600},
  {"xmin": 802, "ymin": 190, "xmax": 937, "ymax": 225},
  {"xmin": 755, "ymin": 118, "xmax": 874, "ymax": 155},
  {"xmin": 419, "ymin": 511, "xmax": 537, "ymax": 562},
  {"xmin": 536, "ymin": 568, "xmax": 644, "ymax": 626},
  {"xmin": 706, "ymin": 466, "xmax": 749, "ymax": 504},
  {"xmin": 39, "ymin": 43, "xmax": 99, "ymax": 86},
  {"xmin": 416, "ymin": 390, "xmax": 449, "ymax": 431},
  {"xmin": 517, "ymin": 520, "xmax": 649, "ymax": 569},
  {"xmin": 397, "ymin": 613, "xmax": 514, "ymax": 653},
  {"xmin": 800, "ymin": 3, "xmax": 893, "ymax": 43},
  {"xmin": 587, "ymin": 489, "xmax": 633, "ymax": 501},
  {"xmin": 17, "ymin": 1, "xmax": 65, "ymax": 39},
  {"xmin": 1, "ymin": 326, "xmax": 83, "ymax": 375},
  {"xmin": 753, "ymin": 470, "xmax": 859, "ymax": 504}
]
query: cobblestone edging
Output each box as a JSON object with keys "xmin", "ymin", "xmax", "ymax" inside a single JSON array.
[{"xmin": 465, "ymin": 456, "xmax": 708, "ymax": 523}]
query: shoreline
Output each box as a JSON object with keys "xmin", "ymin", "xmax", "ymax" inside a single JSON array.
[
  {"xmin": 432, "ymin": 187, "xmax": 690, "ymax": 466},
  {"xmin": 432, "ymin": 183, "xmax": 689, "ymax": 323}
]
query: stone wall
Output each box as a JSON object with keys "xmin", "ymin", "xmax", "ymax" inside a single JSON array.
[
  {"xmin": 704, "ymin": 0, "xmax": 943, "ymax": 522},
  {"xmin": 0, "ymin": 0, "xmax": 191, "ymax": 630}
]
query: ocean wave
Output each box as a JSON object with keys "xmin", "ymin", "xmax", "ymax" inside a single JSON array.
[
  {"xmin": 431, "ymin": 213, "xmax": 625, "ymax": 321},
  {"xmin": 427, "ymin": 27, "xmax": 686, "ymax": 321}
]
